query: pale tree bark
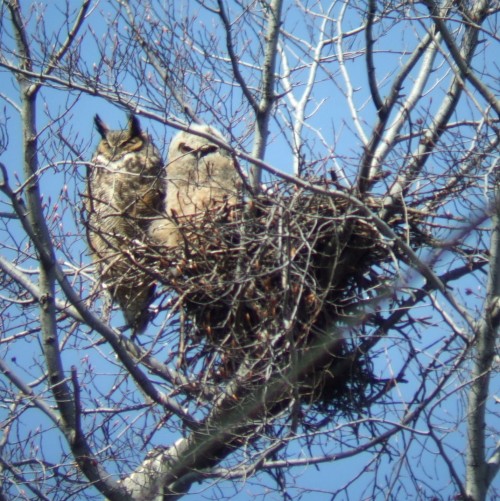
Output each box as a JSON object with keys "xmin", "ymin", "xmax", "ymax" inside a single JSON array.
[
  {"xmin": 214, "ymin": 0, "xmax": 283, "ymax": 190},
  {"xmin": 466, "ymin": 184, "xmax": 500, "ymax": 501}
]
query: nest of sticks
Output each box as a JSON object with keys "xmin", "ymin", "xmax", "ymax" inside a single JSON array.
[{"xmin": 134, "ymin": 182, "xmax": 417, "ymax": 415}]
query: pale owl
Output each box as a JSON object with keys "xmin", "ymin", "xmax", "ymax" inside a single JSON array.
[
  {"xmin": 149, "ymin": 124, "xmax": 241, "ymax": 247},
  {"xmin": 85, "ymin": 114, "xmax": 165, "ymax": 334}
]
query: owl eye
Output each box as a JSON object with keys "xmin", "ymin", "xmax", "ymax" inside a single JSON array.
[
  {"xmin": 121, "ymin": 136, "xmax": 144, "ymax": 151},
  {"xmin": 179, "ymin": 143, "xmax": 194, "ymax": 154},
  {"xmin": 97, "ymin": 139, "xmax": 112, "ymax": 153},
  {"xmin": 199, "ymin": 145, "xmax": 218, "ymax": 158}
]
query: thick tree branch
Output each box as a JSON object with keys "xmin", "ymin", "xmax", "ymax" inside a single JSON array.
[
  {"xmin": 359, "ymin": 31, "xmax": 438, "ymax": 193},
  {"xmin": 466, "ymin": 190, "xmax": 500, "ymax": 500},
  {"xmin": 216, "ymin": 0, "xmax": 259, "ymax": 113},
  {"xmin": 365, "ymin": 0, "xmax": 384, "ymax": 116},
  {"xmin": 379, "ymin": 3, "xmax": 492, "ymax": 218},
  {"xmin": 250, "ymin": 0, "xmax": 283, "ymax": 189},
  {"xmin": 279, "ymin": 3, "xmax": 335, "ymax": 176},
  {"xmin": 422, "ymin": 0, "xmax": 500, "ymax": 118}
]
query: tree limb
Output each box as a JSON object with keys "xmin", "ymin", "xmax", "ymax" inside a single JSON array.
[
  {"xmin": 422, "ymin": 0, "xmax": 500, "ymax": 118},
  {"xmin": 466, "ymin": 188, "xmax": 500, "ymax": 500}
]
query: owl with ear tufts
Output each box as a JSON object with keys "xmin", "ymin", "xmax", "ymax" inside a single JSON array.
[
  {"xmin": 149, "ymin": 124, "xmax": 241, "ymax": 247},
  {"xmin": 85, "ymin": 114, "xmax": 165, "ymax": 335}
]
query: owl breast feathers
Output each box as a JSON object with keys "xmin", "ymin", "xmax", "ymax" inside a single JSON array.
[
  {"xmin": 149, "ymin": 124, "xmax": 241, "ymax": 247},
  {"xmin": 85, "ymin": 114, "xmax": 165, "ymax": 334}
]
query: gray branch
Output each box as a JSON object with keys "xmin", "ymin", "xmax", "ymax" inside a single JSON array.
[{"xmin": 466, "ymin": 189, "xmax": 500, "ymax": 500}]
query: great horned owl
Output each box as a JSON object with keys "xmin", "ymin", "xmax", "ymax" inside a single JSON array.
[
  {"xmin": 149, "ymin": 124, "xmax": 241, "ymax": 247},
  {"xmin": 85, "ymin": 114, "xmax": 164, "ymax": 334}
]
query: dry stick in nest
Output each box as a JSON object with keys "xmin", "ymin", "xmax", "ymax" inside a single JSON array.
[{"xmin": 144, "ymin": 190, "xmax": 396, "ymax": 411}]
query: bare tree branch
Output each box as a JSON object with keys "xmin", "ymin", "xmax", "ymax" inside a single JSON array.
[
  {"xmin": 422, "ymin": 0, "xmax": 500, "ymax": 117},
  {"xmin": 250, "ymin": 0, "xmax": 283, "ymax": 189},
  {"xmin": 466, "ymin": 189, "xmax": 500, "ymax": 500}
]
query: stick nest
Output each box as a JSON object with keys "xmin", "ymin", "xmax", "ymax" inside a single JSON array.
[{"xmin": 126, "ymin": 183, "xmax": 418, "ymax": 416}]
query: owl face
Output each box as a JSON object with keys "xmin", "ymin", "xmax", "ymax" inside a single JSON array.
[
  {"xmin": 94, "ymin": 114, "xmax": 146, "ymax": 162},
  {"xmin": 168, "ymin": 124, "xmax": 229, "ymax": 164},
  {"xmin": 161, "ymin": 124, "xmax": 241, "ymax": 221},
  {"xmin": 91, "ymin": 114, "xmax": 164, "ymax": 183}
]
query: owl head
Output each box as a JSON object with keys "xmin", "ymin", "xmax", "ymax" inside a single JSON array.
[
  {"xmin": 168, "ymin": 124, "xmax": 229, "ymax": 164},
  {"xmin": 94, "ymin": 114, "xmax": 146, "ymax": 161}
]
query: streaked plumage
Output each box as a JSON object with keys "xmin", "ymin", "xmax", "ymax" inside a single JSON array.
[{"xmin": 85, "ymin": 114, "xmax": 164, "ymax": 334}]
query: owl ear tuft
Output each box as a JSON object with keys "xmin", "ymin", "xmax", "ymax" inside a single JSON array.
[
  {"xmin": 94, "ymin": 115, "xmax": 109, "ymax": 138},
  {"xmin": 128, "ymin": 114, "xmax": 142, "ymax": 138}
]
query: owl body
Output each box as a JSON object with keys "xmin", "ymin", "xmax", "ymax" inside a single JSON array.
[
  {"xmin": 86, "ymin": 114, "xmax": 164, "ymax": 333},
  {"xmin": 149, "ymin": 124, "xmax": 241, "ymax": 247}
]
